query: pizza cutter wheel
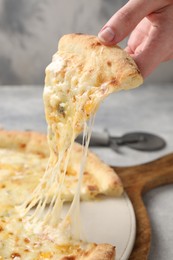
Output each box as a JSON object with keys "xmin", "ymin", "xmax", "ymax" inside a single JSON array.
[{"xmin": 76, "ymin": 131, "xmax": 166, "ymax": 152}]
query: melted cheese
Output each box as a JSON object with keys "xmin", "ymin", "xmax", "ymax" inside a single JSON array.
[
  {"xmin": 0, "ymin": 144, "xmax": 95, "ymax": 259},
  {"xmin": 13, "ymin": 42, "xmax": 116, "ymax": 251},
  {"xmin": 16, "ymin": 54, "xmax": 102, "ymax": 244}
]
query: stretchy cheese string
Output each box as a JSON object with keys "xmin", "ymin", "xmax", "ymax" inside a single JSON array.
[
  {"xmin": 17, "ymin": 89, "xmax": 96, "ymax": 242},
  {"xmin": 18, "ymin": 116, "xmax": 76, "ymax": 223},
  {"xmin": 59, "ymin": 115, "xmax": 95, "ymax": 241}
]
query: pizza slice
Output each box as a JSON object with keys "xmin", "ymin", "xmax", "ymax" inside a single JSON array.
[{"xmin": 44, "ymin": 34, "xmax": 143, "ymax": 155}]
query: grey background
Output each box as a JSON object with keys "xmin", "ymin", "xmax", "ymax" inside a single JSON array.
[{"xmin": 0, "ymin": 0, "xmax": 172, "ymax": 85}]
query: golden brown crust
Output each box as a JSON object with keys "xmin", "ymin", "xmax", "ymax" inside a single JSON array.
[
  {"xmin": 0, "ymin": 129, "xmax": 49, "ymax": 156},
  {"xmin": 69, "ymin": 142, "xmax": 123, "ymax": 198},
  {"xmin": 81, "ymin": 244, "xmax": 115, "ymax": 260},
  {"xmin": 57, "ymin": 33, "xmax": 143, "ymax": 92},
  {"xmin": 60, "ymin": 244, "xmax": 115, "ymax": 260}
]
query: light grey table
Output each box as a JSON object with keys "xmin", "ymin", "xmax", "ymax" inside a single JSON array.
[{"xmin": 0, "ymin": 84, "xmax": 173, "ymax": 259}]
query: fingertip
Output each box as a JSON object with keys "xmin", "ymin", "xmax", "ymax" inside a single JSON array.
[{"xmin": 98, "ymin": 26, "xmax": 116, "ymax": 45}]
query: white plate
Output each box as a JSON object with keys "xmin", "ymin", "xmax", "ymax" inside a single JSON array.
[{"xmin": 80, "ymin": 192, "xmax": 136, "ymax": 260}]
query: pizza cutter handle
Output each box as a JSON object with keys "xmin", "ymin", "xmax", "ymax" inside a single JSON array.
[
  {"xmin": 76, "ymin": 131, "xmax": 110, "ymax": 146},
  {"xmin": 113, "ymin": 153, "xmax": 173, "ymax": 259}
]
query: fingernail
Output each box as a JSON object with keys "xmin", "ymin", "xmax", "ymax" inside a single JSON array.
[{"xmin": 98, "ymin": 27, "xmax": 115, "ymax": 43}]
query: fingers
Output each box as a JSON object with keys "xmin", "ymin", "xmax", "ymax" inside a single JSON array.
[
  {"xmin": 127, "ymin": 5, "xmax": 173, "ymax": 77},
  {"xmin": 132, "ymin": 25, "xmax": 172, "ymax": 77},
  {"xmin": 98, "ymin": 0, "xmax": 164, "ymax": 45},
  {"xmin": 125, "ymin": 18, "xmax": 151, "ymax": 54},
  {"xmin": 98, "ymin": 0, "xmax": 173, "ymax": 77}
]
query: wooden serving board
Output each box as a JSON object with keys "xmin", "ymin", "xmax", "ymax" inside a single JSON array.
[{"xmin": 112, "ymin": 153, "xmax": 173, "ymax": 260}]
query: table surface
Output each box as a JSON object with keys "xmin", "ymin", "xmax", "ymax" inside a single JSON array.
[{"xmin": 0, "ymin": 84, "xmax": 173, "ymax": 259}]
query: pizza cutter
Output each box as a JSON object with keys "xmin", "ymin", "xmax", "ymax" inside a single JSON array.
[{"xmin": 76, "ymin": 130, "xmax": 166, "ymax": 152}]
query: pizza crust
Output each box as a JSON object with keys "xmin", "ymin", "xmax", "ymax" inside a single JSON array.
[
  {"xmin": 60, "ymin": 244, "xmax": 115, "ymax": 260},
  {"xmin": 68, "ymin": 142, "xmax": 123, "ymax": 199},
  {"xmin": 57, "ymin": 33, "xmax": 143, "ymax": 92},
  {"xmin": 0, "ymin": 129, "xmax": 48, "ymax": 154}
]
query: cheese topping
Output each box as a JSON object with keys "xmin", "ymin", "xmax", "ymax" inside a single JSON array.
[{"xmin": 0, "ymin": 206, "xmax": 93, "ymax": 260}]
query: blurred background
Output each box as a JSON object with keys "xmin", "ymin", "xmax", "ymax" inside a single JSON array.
[{"xmin": 0, "ymin": 0, "xmax": 172, "ymax": 86}]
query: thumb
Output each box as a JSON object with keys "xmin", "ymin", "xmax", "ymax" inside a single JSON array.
[{"xmin": 98, "ymin": 0, "xmax": 160, "ymax": 45}]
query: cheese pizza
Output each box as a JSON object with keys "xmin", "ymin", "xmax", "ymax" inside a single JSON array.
[{"xmin": 0, "ymin": 34, "xmax": 143, "ymax": 259}]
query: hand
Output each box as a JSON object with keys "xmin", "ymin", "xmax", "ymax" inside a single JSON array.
[{"xmin": 98, "ymin": 0, "xmax": 173, "ymax": 78}]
